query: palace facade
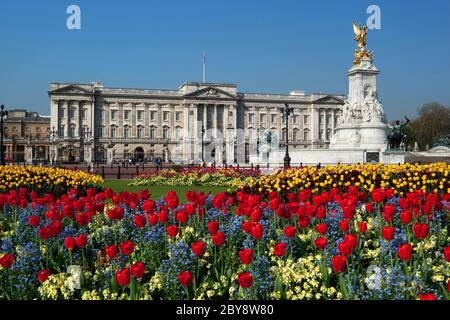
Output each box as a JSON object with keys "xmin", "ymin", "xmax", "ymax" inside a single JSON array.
[
  {"xmin": 2, "ymin": 109, "xmax": 50, "ymax": 163},
  {"xmin": 48, "ymin": 81, "xmax": 344, "ymax": 164}
]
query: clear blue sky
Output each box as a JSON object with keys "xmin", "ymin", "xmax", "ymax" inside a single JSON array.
[{"xmin": 0, "ymin": 0, "xmax": 449, "ymax": 121}]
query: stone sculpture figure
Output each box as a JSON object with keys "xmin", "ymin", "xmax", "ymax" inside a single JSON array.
[{"xmin": 387, "ymin": 117, "xmax": 410, "ymax": 149}]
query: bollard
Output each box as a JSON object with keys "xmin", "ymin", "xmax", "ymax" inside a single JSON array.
[
  {"xmin": 136, "ymin": 165, "xmax": 139, "ymax": 177},
  {"xmin": 117, "ymin": 166, "xmax": 121, "ymax": 179},
  {"xmin": 101, "ymin": 166, "xmax": 105, "ymax": 179}
]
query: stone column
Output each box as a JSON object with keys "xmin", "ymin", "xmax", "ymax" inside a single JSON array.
[
  {"xmin": 182, "ymin": 104, "xmax": 191, "ymax": 162},
  {"xmin": 64, "ymin": 100, "xmax": 70, "ymax": 137},
  {"xmin": 213, "ymin": 105, "xmax": 217, "ymax": 139},
  {"xmin": 311, "ymin": 106, "xmax": 319, "ymax": 149}
]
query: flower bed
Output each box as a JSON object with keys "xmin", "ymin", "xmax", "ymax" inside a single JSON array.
[
  {"xmin": 130, "ymin": 167, "xmax": 259, "ymax": 188},
  {"xmin": 0, "ymin": 166, "xmax": 104, "ymax": 196},
  {"xmin": 240, "ymin": 163, "xmax": 450, "ymax": 198},
  {"xmin": 0, "ymin": 186, "xmax": 448, "ymax": 300}
]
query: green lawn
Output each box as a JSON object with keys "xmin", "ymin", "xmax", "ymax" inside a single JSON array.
[{"xmin": 102, "ymin": 180, "xmax": 228, "ymax": 202}]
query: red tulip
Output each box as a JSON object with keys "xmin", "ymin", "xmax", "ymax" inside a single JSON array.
[
  {"xmin": 116, "ymin": 268, "xmax": 131, "ymax": 286},
  {"xmin": 38, "ymin": 227, "xmax": 51, "ymax": 240},
  {"xmin": 419, "ymin": 293, "xmax": 437, "ymax": 300},
  {"xmin": 212, "ymin": 231, "xmax": 226, "ymax": 247},
  {"xmin": 358, "ymin": 221, "xmax": 367, "ymax": 233},
  {"xmin": 365, "ymin": 202, "xmax": 374, "ymax": 213},
  {"xmin": 443, "ymin": 246, "xmax": 450, "ymax": 262},
  {"xmin": 64, "ymin": 237, "xmax": 76, "ymax": 251},
  {"xmin": 338, "ymin": 241, "xmax": 352, "ymax": 256},
  {"xmin": 239, "ymin": 248, "xmax": 253, "ymax": 265},
  {"xmin": 383, "ymin": 204, "xmax": 396, "ymax": 223},
  {"xmin": 75, "ymin": 234, "xmax": 88, "ymax": 248},
  {"xmin": 316, "ymin": 223, "xmax": 328, "ymax": 235},
  {"xmin": 178, "ymin": 271, "xmax": 193, "ymax": 287},
  {"xmin": 166, "ymin": 225, "xmax": 179, "ymax": 238},
  {"xmin": 332, "ymin": 255, "xmax": 346, "ymax": 273},
  {"xmin": 28, "ymin": 215, "xmax": 40, "ymax": 227},
  {"xmin": 0, "ymin": 254, "xmax": 14, "ymax": 269},
  {"xmin": 251, "ymin": 223, "xmax": 263, "ymax": 240},
  {"xmin": 148, "ymin": 214, "xmax": 158, "ymax": 225},
  {"xmin": 371, "ymin": 189, "xmax": 385, "ymax": 203},
  {"xmin": 37, "ymin": 269, "xmax": 50, "ymax": 283},
  {"xmin": 339, "ymin": 219, "xmax": 350, "ymax": 233},
  {"xmin": 381, "ymin": 226, "xmax": 396, "ymax": 242},
  {"xmin": 316, "ymin": 206, "xmax": 326, "ymax": 219},
  {"xmin": 242, "ymin": 221, "xmax": 253, "ymax": 234},
  {"xmin": 176, "ymin": 211, "xmax": 189, "ymax": 224},
  {"xmin": 120, "ymin": 240, "xmax": 135, "ymax": 255},
  {"xmin": 400, "ymin": 210, "xmax": 412, "ymax": 224},
  {"xmin": 398, "ymin": 243, "xmax": 412, "ymax": 261},
  {"xmin": 131, "ymin": 261, "xmax": 145, "ymax": 279},
  {"xmin": 413, "ymin": 223, "xmax": 429, "ymax": 240},
  {"xmin": 134, "ymin": 214, "xmax": 147, "ymax": 228},
  {"xmin": 237, "ymin": 272, "xmax": 254, "ymax": 288},
  {"xmin": 273, "ymin": 242, "xmax": 286, "ymax": 257},
  {"xmin": 105, "ymin": 245, "xmax": 118, "ymax": 258},
  {"xmin": 344, "ymin": 234, "xmax": 358, "ymax": 251},
  {"xmin": 284, "ymin": 226, "xmax": 297, "ymax": 238},
  {"xmin": 207, "ymin": 221, "xmax": 219, "ymax": 235},
  {"xmin": 314, "ymin": 237, "xmax": 327, "ymax": 250},
  {"xmin": 158, "ymin": 210, "xmax": 169, "ymax": 224},
  {"xmin": 191, "ymin": 240, "xmax": 206, "ymax": 257}
]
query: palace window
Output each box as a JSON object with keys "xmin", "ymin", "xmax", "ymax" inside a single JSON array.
[
  {"xmin": 81, "ymin": 108, "xmax": 87, "ymax": 119},
  {"xmin": 110, "ymin": 127, "xmax": 116, "ymax": 139},
  {"xmin": 175, "ymin": 111, "xmax": 182, "ymax": 122},
  {"xmin": 304, "ymin": 115, "xmax": 309, "ymax": 125},
  {"xmin": 271, "ymin": 114, "xmax": 277, "ymax": 124},
  {"xmin": 137, "ymin": 127, "xmax": 143, "ymax": 139},
  {"xmin": 175, "ymin": 127, "xmax": 181, "ymax": 140},
  {"xmin": 326, "ymin": 115, "xmax": 331, "ymax": 125},
  {"xmin": 111, "ymin": 110, "xmax": 117, "ymax": 121},
  {"xmin": 293, "ymin": 129, "xmax": 298, "ymax": 141},
  {"xmin": 282, "ymin": 128, "xmax": 287, "ymax": 141},
  {"xmin": 260, "ymin": 114, "xmax": 266, "ymax": 124},
  {"xmin": 124, "ymin": 110, "xmax": 130, "ymax": 121},
  {"xmin": 293, "ymin": 115, "xmax": 298, "ymax": 124},
  {"xmin": 303, "ymin": 129, "xmax": 309, "ymax": 141},
  {"xmin": 163, "ymin": 128, "xmax": 169, "ymax": 140},
  {"xmin": 97, "ymin": 127, "xmax": 103, "ymax": 138},
  {"xmin": 137, "ymin": 110, "xmax": 144, "ymax": 121},
  {"xmin": 150, "ymin": 111, "xmax": 156, "ymax": 121},
  {"xmin": 326, "ymin": 129, "xmax": 331, "ymax": 140},
  {"xmin": 163, "ymin": 111, "xmax": 169, "ymax": 122},
  {"xmin": 150, "ymin": 128, "xmax": 155, "ymax": 139},
  {"xmin": 319, "ymin": 129, "xmax": 323, "ymax": 140},
  {"xmin": 69, "ymin": 126, "xmax": 75, "ymax": 138},
  {"xmin": 70, "ymin": 109, "xmax": 76, "ymax": 119},
  {"xmin": 248, "ymin": 113, "xmax": 254, "ymax": 124},
  {"xmin": 320, "ymin": 115, "xmax": 324, "ymax": 125},
  {"xmin": 58, "ymin": 125, "xmax": 64, "ymax": 137},
  {"xmin": 124, "ymin": 127, "xmax": 130, "ymax": 139}
]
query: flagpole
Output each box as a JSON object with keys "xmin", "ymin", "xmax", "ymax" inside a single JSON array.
[{"xmin": 202, "ymin": 52, "xmax": 206, "ymax": 83}]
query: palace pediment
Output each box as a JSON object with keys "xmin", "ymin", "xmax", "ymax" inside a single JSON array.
[
  {"xmin": 183, "ymin": 86, "xmax": 236, "ymax": 99},
  {"xmin": 313, "ymin": 95, "xmax": 345, "ymax": 104},
  {"xmin": 49, "ymin": 84, "xmax": 93, "ymax": 95}
]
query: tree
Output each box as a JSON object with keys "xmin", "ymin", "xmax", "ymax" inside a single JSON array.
[{"xmin": 409, "ymin": 102, "xmax": 450, "ymax": 150}]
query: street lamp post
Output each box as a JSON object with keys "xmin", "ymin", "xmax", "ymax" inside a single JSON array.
[
  {"xmin": 281, "ymin": 103, "xmax": 294, "ymax": 168},
  {"xmin": 50, "ymin": 126, "xmax": 57, "ymax": 165},
  {"xmin": 201, "ymin": 125, "xmax": 205, "ymax": 162},
  {"xmin": 0, "ymin": 105, "xmax": 8, "ymax": 166}
]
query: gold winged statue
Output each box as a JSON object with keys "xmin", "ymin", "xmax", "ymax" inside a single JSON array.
[{"xmin": 352, "ymin": 21, "xmax": 373, "ymax": 65}]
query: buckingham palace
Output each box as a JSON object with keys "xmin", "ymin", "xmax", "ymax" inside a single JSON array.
[{"xmin": 48, "ymin": 81, "xmax": 344, "ymax": 165}]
